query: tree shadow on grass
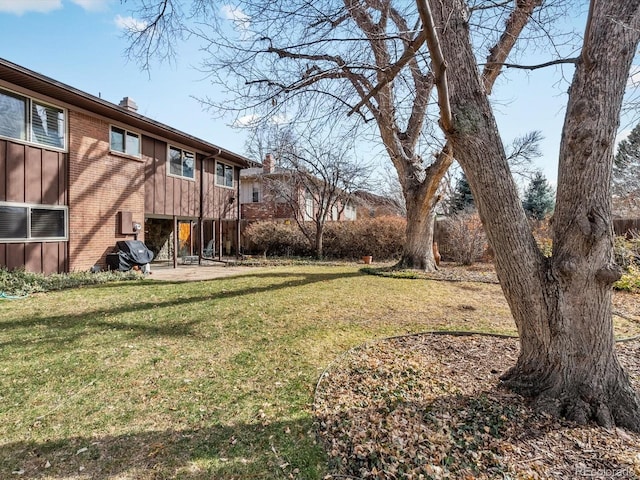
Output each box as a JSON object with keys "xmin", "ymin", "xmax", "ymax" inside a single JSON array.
[
  {"xmin": 0, "ymin": 418, "xmax": 325, "ymax": 479},
  {"xmin": 0, "ymin": 270, "xmax": 365, "ymax": 348}
]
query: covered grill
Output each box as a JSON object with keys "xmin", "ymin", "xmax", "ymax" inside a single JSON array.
[{"xmin": 107, "ymin": 240, "xmax": 154, "ymax": 272}]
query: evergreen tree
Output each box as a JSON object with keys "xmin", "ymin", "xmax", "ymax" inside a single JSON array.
[
  {"xmin": 450, "ymin": 172, "xmax": 474, "ymax": 213},
  {"xmin": 522, "ymin": 171, "xmax": 555, "ymax": 220},
  {"xmin": 613, "ymin": 122, "xmax": 640, "ymax": 197}
]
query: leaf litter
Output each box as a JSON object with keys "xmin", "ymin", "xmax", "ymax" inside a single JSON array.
[{"xmin": 314, "ymin": 334, "xmax": 640, "ymax": 479}]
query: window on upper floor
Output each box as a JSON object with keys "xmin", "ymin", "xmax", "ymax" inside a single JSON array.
[
  {"xmin": 0, "ymin": 87, "xmax": 65, "ymax": 150},
  {"xmin": 0, "ymin": 202, "xmax": 68, "ymax": 242},
  {"xmin": 216, "ymin": 162, "xmax": 234, "ymax": 188},
  {"xmin": 169, "ymin": 146, "xmax": 195, "ymax": 180},
  {"xmin": 252, "ymin": 184, "xmax": 260, "ymax": 202},
  {"xmin": 110, "ymin": 126, "xmax": 141, "ymax": 157}
]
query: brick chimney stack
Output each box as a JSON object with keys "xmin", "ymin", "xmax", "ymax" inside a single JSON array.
[
  {"xmin": 119, "ymin": 97, "xmax": 138, "ymax": 112},
  {"xmin": 263, "ymin": 153, "xmax": 274, "ymax": 173}
]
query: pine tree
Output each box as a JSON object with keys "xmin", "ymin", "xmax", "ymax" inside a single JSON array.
[
  {"xmin": 450, "ymin": 172, "xmax": 474, "ymax": 214},
  {"xmin": 522, "ymin": 171, "xmax": 555, "ymax": 220},
  {"xmin": 613, "ymin": 122, "xmax": 640, "ymax": 197}
]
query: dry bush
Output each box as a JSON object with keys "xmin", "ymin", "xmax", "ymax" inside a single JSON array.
[
  {"xmin": 245, "ymin": 217, "xmax": 406, "ymax": 260},
  {"xmin": 244, "ymin": 221, "xmax": 310, "ymax": 256},
  {"xmin": 324, "ymin": 216, "xmax": 406, "ymax": 260},
  {"xmin": 530, "ymin": 216, "xmax": 553, "ymax": 257},
  {"xmin": 441, "ymin": 211, "xmax": 487, "ymax": 265}
]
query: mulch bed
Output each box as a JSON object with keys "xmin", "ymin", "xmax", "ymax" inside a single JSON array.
[{"xmin": 314, "ymin": 334, "xmax": 640, "ymax": 479}]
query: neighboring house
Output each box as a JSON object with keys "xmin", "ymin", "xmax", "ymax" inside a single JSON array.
[
  {"xmin": 0, "ymin": 58, "xmax": 251, "ymax": 274},
  {"xmin": 352, "ymin": 190, "xmax": 406, "ymax": 219},
  {"xmin": 239, "ymin": 153, "xmax": 357, "ymax": 223}
]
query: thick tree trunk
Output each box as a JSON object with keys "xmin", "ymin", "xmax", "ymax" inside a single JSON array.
[
  {"xmin": 431, "ymin": 0, "xmax": 640, "ymax": 430},
  {"xmin": 396, "ymin": 187, "xmax": 438, "ymax": 270}
]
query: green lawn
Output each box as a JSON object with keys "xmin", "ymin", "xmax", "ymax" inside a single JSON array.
[{"xmin": 0, "ymin": 264, "xmax": 633, "ymax": 479}]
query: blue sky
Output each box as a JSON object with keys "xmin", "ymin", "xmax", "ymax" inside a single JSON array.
[
  {"xmin": 0, "ymin": 0, "xmax": 248, "ymax": 156},
  {"xmin": 0, "ymin": 0, "xmax": 636, "ymax": 185}
]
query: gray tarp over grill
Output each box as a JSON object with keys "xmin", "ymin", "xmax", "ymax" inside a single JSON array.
[{"xmin": 109, "ymin": 240, "xmax": 154, "ymax": 271}]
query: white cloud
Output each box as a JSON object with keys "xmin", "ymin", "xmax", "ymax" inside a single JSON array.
[
  {"xmin": 114, "ymin": 14, "xmax": 147, "ymax": 33},
  {"xmin": 70, "ymin": 0, "xmax": 111, "ymax": 12},
  {"xmin": 233, "ymin": 114, "xmax": 261, "ymax": 127},
  {"xmin": 269, "ymin": 113, "xmax": 289, "ymax": 125},
  {"xmin": 220, "ymin": 4, "xmax": 251, "ymax": 39},
  {"xmin": 0, "ymin": 0, "xmax": 62, "ymax": 15}
]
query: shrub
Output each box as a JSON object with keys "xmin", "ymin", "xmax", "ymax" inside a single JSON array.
[
  {"xmin": 614, "ymin": 235, "xmax": 640, "ymax": 270},
  {"xmin": 440, "ymin": 211, "xmax": 487, "ymax": 265},
  {"xmin": 323, "ymin": 216, "xmax": 406, "ymax": 260},
  {"xmin": 614, "ymin": 263, "xmax": 640, "ymax": 293},
  {"xmin": 530, "ymin": 217, "xmax": 553, "ymax": 257},
  {"xmin": 0, "ymin": 268, "xmax": 141, "ymax": 297},
  {"xmin": 244, "ymin": 217, "xmax": 406, "ymax": 261},
  {"xmin": 613, "ymin": 234, "xmax": 640, "ymax": 293},
  {"xmin": 244, "ymin": 221, "xmax": 310, "ymax": 256}
]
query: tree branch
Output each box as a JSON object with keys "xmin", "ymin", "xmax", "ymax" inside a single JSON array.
[
  {"xmin": 347, "ymin": 28, "xmax": 428, "ymax": 116},
  {"xmin": 416, "ymin": 0, "xmax": 454, "ymax": 133},
  {"xmin": 481, "ymin": 0, "xmax": 543, "ymax": 94},
  {"xmin": 481, "ymin": 57, "xmax": 579, "ymax": 71}
]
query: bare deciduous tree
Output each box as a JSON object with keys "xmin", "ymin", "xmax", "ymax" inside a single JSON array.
[
  {"xmin": 248, "ymin": 126, "xmax": 372, "ymax": 258},
  {"xmin": 420, "ymin": 0, "xmax": 640, "ymax": 430},
  {"xmin": 122, "ymin": 0, "xmax": 556, "ymax": 271}
]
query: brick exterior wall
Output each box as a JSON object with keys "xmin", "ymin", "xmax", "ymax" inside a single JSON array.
[
  {"xmin": 67, "ymin": 110, "xmax": 145, "ymax": 271},
  {"xmin": 241, "ymin": 202, "xmax": 296, "ymax": 221}
]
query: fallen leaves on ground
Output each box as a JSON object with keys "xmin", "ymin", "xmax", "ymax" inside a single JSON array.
[{"xmin": 314, "ymin": 334, "xmax": 640, "ymax": 479}]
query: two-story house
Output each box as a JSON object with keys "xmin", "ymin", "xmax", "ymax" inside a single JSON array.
[
  {"xmin": 0, "ymin": 58, "xmax": 251, "ymax": 274},
  {"xmin": 239, "ymin": 153, "xmax": 357, "ymax": 223}
]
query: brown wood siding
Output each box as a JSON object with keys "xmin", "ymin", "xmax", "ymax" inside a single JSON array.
[
  {"xmin": 58, "ymin": 151, "xmax": 66, "ymax": 205},
  {"xmin": 25, "ymin": 146, "xmax": 42, "ymax": 204},
  {"xmin": 166, "ymin": 177, "xmax": 175, "ymax": 216},
  {"xmin": 143, "ymin": 136, "xmax": 206, "ymax": 219},
  {"xmin": 25, "ymin": 242, "xmax": 41, "ymax": 273},
  {"xmin": 6, "ymin": 243, "xmax": 25, "ymax": 270},
  {"xmin": 0, "ymin": 139, "xmax": 68, "ymax": 274},
  {"xmin": 42, "ymin": 149, "xmax": 60, "ymax": 204},
  {"xmin": 0, "ymin": 141, "xmax": 5, "ymax": 200},
  {"xmin": 6, "ymin": 142, "xmax": 25, "ymax": 202}
]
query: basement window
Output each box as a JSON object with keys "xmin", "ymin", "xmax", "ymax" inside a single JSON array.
[{"xmin": 0, "ymin": 202, "xmax": 68, "ymax": 242}]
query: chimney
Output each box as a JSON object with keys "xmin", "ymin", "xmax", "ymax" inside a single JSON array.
[
  {"xmin": 263, "ymin": 153, "xmax": 274, "ymax": 173},
  {"xmin": 118, "ymin": 97, "xmax": 138, "ymax": 112}
]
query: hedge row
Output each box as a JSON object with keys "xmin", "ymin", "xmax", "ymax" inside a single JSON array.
[{"xmin": 244, "ymin": 216, "xmax": 406, "ymax": 260}]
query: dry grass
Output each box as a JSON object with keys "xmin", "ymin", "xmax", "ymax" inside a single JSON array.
[{"xmin": 0, "ymin": 264, "xmax": 638, "ymax": 479}]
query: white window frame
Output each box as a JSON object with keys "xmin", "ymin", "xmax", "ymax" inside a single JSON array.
[
  {"xmin": 109, "ymin": 125, "xmax": 141, "ymax": 158},
  {"xmin": 167, "ymin": 145, "xmax": 196, "ymax": 180},
  {"xmin": 0, "ymin": 86, "xmax": 67, "ymax": 151},
  {"xmin": 0, "ymin": 201, "xmax": 68, "ymax": 243},
  {"xmin": 215, "ymin": 161, "xmax": 234, "ymax": 189}
]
